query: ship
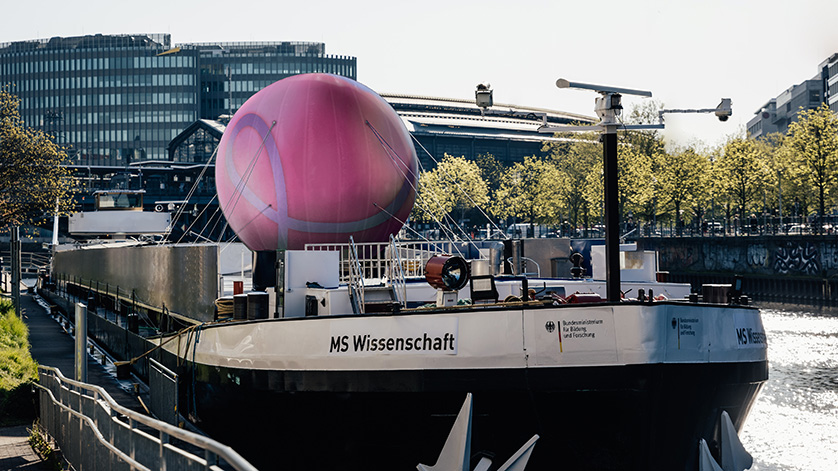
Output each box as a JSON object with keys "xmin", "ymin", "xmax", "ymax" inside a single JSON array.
[{"xmin": 42, "ymin": 74, "xmax": 767, "ymax": 470}]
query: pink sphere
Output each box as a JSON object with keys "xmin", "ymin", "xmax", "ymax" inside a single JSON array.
[{"xmin": 216, "ymin": 74, "xmax": 418, "ymax": 251}]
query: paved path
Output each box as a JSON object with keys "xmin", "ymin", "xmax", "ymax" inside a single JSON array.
[
  {"xmin": 0, "ymin": 425, "xmax": 51, "ymax": 471},
  {"xmin": 22, "ymin": 292, "xmax": 143, "ymax": 410},
  {"xmin": 0, "ymin": 292, "xmax": 145, "ymax": 469}
]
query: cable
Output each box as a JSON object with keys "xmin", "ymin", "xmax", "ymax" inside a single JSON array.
[
  {"xmin": 161, "ymin": 146, "xmax": 220, "ymax": 244},
  {"xmin": 409, "ymin": 134, "xmax": 509, "ymax": 240},
  {"xmin": 215, "ymin": 120, "xmax": 277, "ymax": 243}
]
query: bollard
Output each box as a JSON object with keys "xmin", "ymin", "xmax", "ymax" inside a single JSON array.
[{"xmin": 75, "ymin": 303, "xmax": 88, "ymax": 382}]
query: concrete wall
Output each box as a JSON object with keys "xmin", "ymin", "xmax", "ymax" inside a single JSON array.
[
  {"xmin": 639, "ymin": 236, "xmax": 838, "ymax": 278},
  {"xmin": 639, "ymin": 236, "xmax": 838, "ymax": 307}
]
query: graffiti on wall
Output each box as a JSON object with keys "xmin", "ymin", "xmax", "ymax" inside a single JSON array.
[
  {"xmin": 822, "ymin": 244, "xmax": 838, "ymax": 271},
  {"xmin": 747, "ymin": 244, "xmax": 768, "ymax": 268},
  {"xmin": 703, "ymin": 244, "xmax": 740, "ymax": 272},
  {"xmin": 659, "ymin": 245, "xmax": 696, "ymax": 270},
  {"xmin": 773, "ymin": 242, "xmax": 821, "ymax": 275},
  {"xmin": 649, "ymin": 238, "xmax": 838, "ymax": 277}
]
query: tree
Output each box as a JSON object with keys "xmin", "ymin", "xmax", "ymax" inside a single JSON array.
[
  {"xmin": 474, "ymin": 153, "xmax": 504, "ymax": 193},
  {"xmin": 583, "ymin": 144, "xmax": 654, "ymax": 233},
  {"xmin": 622, "ymin": 100, "xmax": 666, "ymax": 158},
  {"xmin": 0, "ymin": 88, "xmax": 74, "ymax": 231},
  {"xmin": 784, "ymin": 103, "xmax": 838, "ymax": 229},
  {"xmin": 490, "ymin": 156, "xmax": 564, "ymax": 230},
  {"xmin": 543, "ymin": 133, "xmax": 600, "ymax": 233},
  {"xmin": 412, "ymin": 154, "xmax": 489, "ymax": 226},
  {"xmin": 715, "ymin": 137, "xmax": 770, "ymax": 225},
  {"xmin": 656, "ymin": 147, "xmax": 711, "ymax": 233}
]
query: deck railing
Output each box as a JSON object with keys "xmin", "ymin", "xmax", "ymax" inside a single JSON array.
[{"xmin": 304, "ymin": 240, "xmax": 462, "ymax": 283}]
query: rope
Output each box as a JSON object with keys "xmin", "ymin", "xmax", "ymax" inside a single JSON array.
[
  {"xmin": 114, "ymin": 323, "xmax": 203, "ymax": 367},
  {"xmin": 215, "ymin": 297, "xmax": 234, "ymax": 318},
  {"xmin": 364, "ymin": 121, "xmax": 466, "ymax": 253}
]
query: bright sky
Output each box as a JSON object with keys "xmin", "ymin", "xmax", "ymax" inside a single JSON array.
[{"xmin": 5, "ymin": 0, "xmax": 838, "ymax": 149}]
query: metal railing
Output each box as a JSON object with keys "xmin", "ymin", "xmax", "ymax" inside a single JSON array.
[
  {"xmin": 36, "ymin": 365, "xmax": 258, "ymax": 471},
  {"xmin": 0, "ymin": 249, "xmax": 50, "ymax": 274},
  {"xmin": 388, "ymin": 235, "xmax": 407, "ymax": 308},
  {"xmin": 305, "ymin": 240, "xmax": 462, "ymax": 283},
  {"xmin": 347, "ymin": 237, "xmax": 365, "ymax": 314}
]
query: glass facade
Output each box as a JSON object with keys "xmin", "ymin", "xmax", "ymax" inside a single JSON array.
[
  {"xmin": 186, "ymin": 41, "xmax": 356, "ymax": 120},
  {"xmin": 0, "ymin": 34, "xmax": 357, "ymax": 166}
]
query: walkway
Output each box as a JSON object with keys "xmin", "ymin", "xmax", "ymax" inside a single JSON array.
[
  {"xmin": 0, "ymin": 291, "xmax": 145, "ymax": 469},
  {"xmin": 0, "ymin": 425, "xmax": 51, "ymax": 471}
]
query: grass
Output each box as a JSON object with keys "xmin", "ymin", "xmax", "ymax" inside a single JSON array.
[
  {"xmin": 0, "ymin": 297, "xmax": 39, "ymax": 425},
  {"xmin": 29, "ymin": 420, "xmax": 65, "ymax": 470}
]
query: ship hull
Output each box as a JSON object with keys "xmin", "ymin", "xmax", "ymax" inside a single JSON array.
[
  {"xmin": 176, "ymin": 359, "xmax": 765, "ymax": 470},
  {"xmin": 152, "ymin": 301, "xmax": 768, "ymax": 471}
]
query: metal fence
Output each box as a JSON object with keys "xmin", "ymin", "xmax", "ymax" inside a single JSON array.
[
  {"xmin": 36, "ymin": 366, "xmax": 257, "ymax": 471},
  {"xmin": 0, "ymin": 249, "xmax": 50, "ymax": 274},
  {"xmin": 634, "ymin": 214, "xmax": 838, "ymax": 239}
]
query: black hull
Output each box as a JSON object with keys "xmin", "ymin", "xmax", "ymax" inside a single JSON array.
[{"xmin": 174, "ymin": 359, "xmax": 767, "ymax": 471}]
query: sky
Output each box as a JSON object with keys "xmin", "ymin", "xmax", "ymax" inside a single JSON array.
[{"xmin": 4, "ymin": 0, "xmax": 838, "ymax": 149}]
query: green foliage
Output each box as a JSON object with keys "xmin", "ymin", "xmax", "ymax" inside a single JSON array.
[
  {"xmin": 783, "ymin": 103, "xmax": 838, "ymax": 220},
  {"xmin": 544, "ymin": 133, "xmax": 600, "ymax": 230},
  {"xmin": 29, "ymin": 420, "xmax": 65, "ymax": 470},
  {"xmin": 622, "ymin": 100, "xmax": 666, "ymax": 158},
  {"xmin": 474, "ymin": 153, "xmax": 504, "ymax": 193},
  {"xmin": 412, "ymin": 154, "xmax": 489, "ymax": 224},
  {"xmin": 1, "ymin": 88, "xmax": 75, "ymax": 231},
  {"xmin": 715, "ymin": 137, "xmax": 771, "ymax": 222},
  {"xmin": 583, "ymin": 145, "xmax": 655, "ymax": 224},
  {"xmin": 490, "ymin": 156, "xmax": 564, "ymax": 225},
  {"xmin": 0, "ymin": 298, "xmax": 39, "ymax": 425},
  {"xmin": 656, "ymin": 147, "xmax": 711, "ymax": 226}
]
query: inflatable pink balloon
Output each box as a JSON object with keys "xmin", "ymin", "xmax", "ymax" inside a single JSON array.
[{"xmin": 216, "ymin": 74, "xmax": 418, "ymax": 251}]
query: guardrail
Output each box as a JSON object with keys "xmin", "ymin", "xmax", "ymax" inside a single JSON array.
[
  {"xmin": 35, "ymin": 365, "xmax": 258, "ymax": 471},
  {"xmin": 0, "ymin": 249, "xmax": 50, "ymax": 274}
]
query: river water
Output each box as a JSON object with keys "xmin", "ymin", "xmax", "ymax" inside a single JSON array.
[{"xmin": 740, "ymin": 307, "xmax": 838, "ymax": 470}]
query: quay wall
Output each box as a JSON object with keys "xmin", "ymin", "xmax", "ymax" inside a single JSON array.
[{"xmin": 638, "ymin": 236, "xmax": 838, "ymax": 307}]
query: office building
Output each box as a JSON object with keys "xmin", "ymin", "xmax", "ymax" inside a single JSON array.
[
  {"xmin": 747, "ymin": 53, "xmax": 838, "ymax": 139},
  {"xmin": 0, "ymin": 33, "xmax": 356, "ymax": 166}
]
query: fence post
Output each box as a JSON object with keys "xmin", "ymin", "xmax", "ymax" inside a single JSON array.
[
  {"xmin": 75, "ymin": 303, "xmax": 88, "ymax": 382},
  {"xmin": 160, "ymin": 431, "xmax": 169, "ymax": 471}
]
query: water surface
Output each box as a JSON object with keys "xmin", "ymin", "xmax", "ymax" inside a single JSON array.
[{"xmin": 740, "ymin": 308, "xmax": 838, "ymax": 470}]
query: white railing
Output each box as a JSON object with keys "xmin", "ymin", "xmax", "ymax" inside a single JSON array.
[
  {"xmin": 347, "ymin": 237, "xmax": 365, "ymax": 314},
  {"xmin": 388, "ymin": 235, "xmax": 407, "ymax": 307},
  {"xmin": 305, "ymin": 240, "xmax": 463, "ymax": 283}
]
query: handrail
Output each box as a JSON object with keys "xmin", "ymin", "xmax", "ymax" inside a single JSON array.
[
  {"xmin": 37, "ymin": 365, "xmax": 258, "ymax": 471},
  {"xmin": 34, "ymin": 380, "xmax": 152, "ymax": 471},
  {"xmin": 347, "ymin": 236, "xmax": 365, "ymax": 314},
  {"xmin": 53, "ymin": 274, "xmax": 201, "ymax": 326},
  {"xmin": 388, "ymin": 234, "xmax": 407, "ymax": 308},
  {"xmin": 506, "ymin": 256, "xmax": 541, "ymax": 277}
]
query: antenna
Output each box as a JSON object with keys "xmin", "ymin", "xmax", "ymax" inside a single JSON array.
[{"xmin": 530, "ymin": 78, "xmax": 731, "ymax": 301}]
